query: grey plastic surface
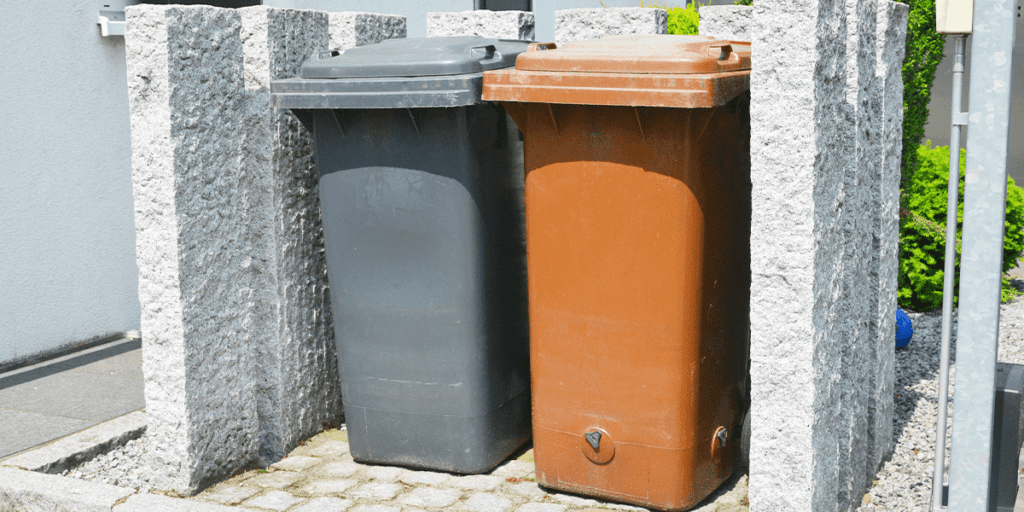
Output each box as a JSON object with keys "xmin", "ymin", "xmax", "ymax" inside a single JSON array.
[
  {"xmin": 272, "ymin": 74, "xmax": 484, "ymax": 109},
  {"xmin": 989, "ymin": 362, "xmax": 1024, "ymax": 511},
  {"xmin": 272, "ymin": 37, "xmax": 530, "ymax": 109},
  {"xmin": 309, "ymin": 104, "xmax": 530, "ymax": 473},
  {"xmin": 300, "ymin": 36, "xmax": 530, "ymax": 79}
]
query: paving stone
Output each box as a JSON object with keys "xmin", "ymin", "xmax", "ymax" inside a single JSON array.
[
  {"xmin": 363, "ymin": 466, "xmax": 403, "ymax": 481},
  {"xmin": 551, "ymin": 494, "xmax": 603, "ymax": 507},
  {"xmin": 243, "ymin": 490, "xmax": 305, "ymax": 511},
  {"xmin": 398, "ymin": 487, "xmax": 463, "ymax": 508},
  {"xmin": 247, "ymin": 471, "xmax": 303, "ymax": 489},
  {"xmin": 291, "ymin": 497, "xmax": 354, "ymax": 512},
  {"xmin": 507, "ymin": 482, "xmax": 548, "ymax": 499},
  {"xmin": 516, "ymin": 504, "xmax": 567, "ymax": 512},
  {"xmin": 302, "ymin": 479, "xmax": 358, "ymax": 495},
  {"xmin": 113, "ymin": 492, "xmax": 245, "ymax": 511},
  {"xmin": 321, "ymin": 461, "xmax": 361, "ymax": 478},
  {"xmin": 199, "ymin": 484, "xmax": 260, "ymax": 505},
  {"xmin": 602, "ymin": 502, "xmax": 649, "ymax": 511},
  {"xmin": 306, "ymin": 441, "xmax": 349, "ymax": 458},
  {"xmin": 0, "ymin": 467, "xmax": 135, "ymax": 512},
  {"xmin": 349, "ymin": 482, "xmax": 403, "ymax": 500},
  {"xmin": 490, "ymin": 460, "xmax": 533, "ymax": 478},
  {"xmin": 461, "ymin": 492, "xmax": 512, "ymax": 512},
  {"xmin": 270, "ymin": 456, "xmax": 322, "ymax": 472},
  {"xmin": 446, "ymin": 475, "xmax": 503, "ymax": 491},
  {"xmin": 398, "ymin": 470, "xmax": 449, "ymax": 486},
  {"xmin": 349, "ymin": 505, "xmax": 401, "ymax": 512}
]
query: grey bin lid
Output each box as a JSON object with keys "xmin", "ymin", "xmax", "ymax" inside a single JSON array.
[
  {"xmin": 271, "ymin": 36, "xmax": 531, "ymax": 110},
  {"xmin": 299, "ymin": 36, "xmax": 529, "ymax": 79}
]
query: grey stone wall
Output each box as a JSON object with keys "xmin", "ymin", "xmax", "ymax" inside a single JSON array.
[
  {"xmin": 426, "ymin": 10, "xmax": 535, "ymax": 40},
  {"xmin": 554, "ymin": 7, "xmax": 666, "ymax": 46},
  {"xmin": 838, "ymin": 0, "xmax": 878, "ymax": 503},
  {"xmin": 747, "ymin": 0, "xmax": 906, "ymax": 508},
  {"xmin": 698, "ymin": 5, "xmax": 753, "ymax": 41},
  {"xmin": 328, "ymin": 12, "xmax": 406, "ymax": 50},
  {"xmin": 747, "ymin": 0, "xmax": 849, "ymax": 508},
  {"xmin": 126, "ymin": 5, "xmax": 406, "ymax": 494},
  {"xmin": 868, "ymin": 0, "xmax": 908, "ymax": 478},
  {"xmin": 239, "ymin": 6, "xmax": 338, "ymax": 467},
  {"xmin": 126, "ymin": 5, "xmax": 257, "ymax": 494}
]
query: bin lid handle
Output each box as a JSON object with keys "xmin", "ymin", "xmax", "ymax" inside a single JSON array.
[
  {"xmin": 310, "ymin": 49, "xmax": 343, "ymax": 62},
  {"xmin": 707, "ymin": 43, "xmax": 739, "ymax": 62},
  {"xmin": 526, "ymin": 42, "xmax": 557, "ymax": 52}
]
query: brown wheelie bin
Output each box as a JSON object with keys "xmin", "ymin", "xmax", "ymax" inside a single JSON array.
[{"xmin": 481, "ymin": 35, "xmax": 752, "ymax": 511}]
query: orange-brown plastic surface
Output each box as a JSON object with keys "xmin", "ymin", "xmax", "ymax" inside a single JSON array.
[
  {"xmin": 510, "ymin": 100, "xmax": 751, "ymax": 511},
  {"xmin": 482, "ymin": 35, "xmax": 751, "ymax": 108}
]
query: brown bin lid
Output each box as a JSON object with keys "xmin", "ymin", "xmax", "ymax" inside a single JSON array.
[{"xmin": 482, "ymin": 35, "xmax": 751, "ymax": 108}]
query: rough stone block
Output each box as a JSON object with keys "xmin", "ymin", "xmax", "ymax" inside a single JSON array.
[
  {"xmin": 125, "ymin": 4, "xmax": 257, "ymax": 495},
  {"xmin": 128, "ymin": 4, "xmax": 407, "ymax": 492},
  {"xmin": 554, "ymin": 8, "xmax": 666, "ymax": 46},
  {"xmin": 238, "ymin": 5, "xmax": 339, "ymax": 466},
  {"xmin": 867, "ymin": 0, "xmax": 907, "ymax": 478},
  {"xmin": 328, "ymin": 12, "xmax": 406, "ymax": 50},
  {"xmin": 697, "ymin": 5, "xmax": 753, "ymax": 41},
  {"xmin": 747, "ymin": 0, "xmax": 848, "ymax": 508},
  {"xmin": 837, "ymin": 0, "xmax": 878, "ymax": 503},
  {"xmin": 0, "ymin": 467, "xmax": 136, "ymax": 512},
  {"xmin": 426, "ymin": 10, "xmax": 535, "ymax": 40}
]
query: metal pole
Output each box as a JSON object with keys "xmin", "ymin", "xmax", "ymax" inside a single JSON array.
[
  {"xmin": 947, "ymin": 0, "xmax": 1017, "ymax": 508},
  {"xmin": 931, "ymin": 34, "xmax": 968, "ymax": 512}
]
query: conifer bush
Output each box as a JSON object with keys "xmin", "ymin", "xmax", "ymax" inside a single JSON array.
[{"xmin": 898, "ymin": 142, "xmax": 1024, "ymax": 310}]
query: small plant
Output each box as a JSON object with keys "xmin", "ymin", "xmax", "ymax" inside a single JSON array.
[
  {"xmin": 898, "ymin": 142, "xmax": 1024, "ymax": 310},
  {"xmin": 639, "ymin": 0, "xmax": 701, "ymax": 35},
  {"xmin": 733, "ymin": 0, "xmax": 752, "ymax": 5}
]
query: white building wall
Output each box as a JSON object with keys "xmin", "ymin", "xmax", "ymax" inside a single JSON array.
[{"xmin": 0, "ymin": 0, "xmax": 141, "ymax": 365}]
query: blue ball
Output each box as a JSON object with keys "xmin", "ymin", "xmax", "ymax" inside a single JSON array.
[{"xmin": 896, "ymin": 308, "xmax": 913, "ymax": 348}]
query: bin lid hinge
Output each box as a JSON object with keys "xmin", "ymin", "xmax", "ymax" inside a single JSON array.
[
  {"xmin": 634, "ymin": 107, "xmax": 646, "ymax": 141},
  {"xmin": 331, "ymin": 110, "xmax": 346, "ymax": 137},
  {"xmin": 547, "ymin": 104, "xmax": 560, "ymax": 136},
  {"xmin": 406, "ymin": 108, "xmax": 421, "ymax": 138}
]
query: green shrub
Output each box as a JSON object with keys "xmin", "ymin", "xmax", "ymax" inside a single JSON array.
[
  {"xmin": 732, "ymin": 0, "xmax": 752, "ymax": 5},
  {"xmin": 900, "ymin": 0, "xmax": 946, "ymax": 191},
  {"xmin": 898, "ymin": 142, "xmax": 1024, "ymax": 310}
]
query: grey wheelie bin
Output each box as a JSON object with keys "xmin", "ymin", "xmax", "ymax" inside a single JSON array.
[{"xmin": 271, "ymin": 36, "xmax": 532, "ymax": 474}]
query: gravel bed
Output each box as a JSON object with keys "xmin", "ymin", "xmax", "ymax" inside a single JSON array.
[
  {"xmin": 60, "ymin": 294, "xmax": 1024, "ymax": 510},
  {"xmin": 62, "ymin": 434, "xmax": 154, "ymax": 492},
  {"xmin": 863, "ymin": 286, "xmax": 1024, "ymax": 511}
]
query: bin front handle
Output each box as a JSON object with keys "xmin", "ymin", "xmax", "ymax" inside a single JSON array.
[{"xmin": 526, "ymin": 42, "xmax": 557, "ymax": 52}]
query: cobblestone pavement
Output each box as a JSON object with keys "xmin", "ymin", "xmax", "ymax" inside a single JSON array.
[{"xmin": 193, "ymin": 429, "xmax": 749, "ymax": 512}]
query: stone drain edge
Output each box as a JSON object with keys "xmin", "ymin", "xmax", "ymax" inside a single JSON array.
[{"xmin": 0, "ymin": 410, "xmax": 245, "ymax": 511}]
